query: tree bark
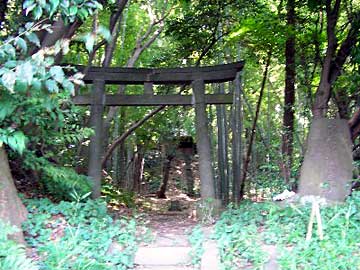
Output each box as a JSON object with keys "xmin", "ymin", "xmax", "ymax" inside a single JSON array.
[
  {"xmin": 312, "ymin": 0, "xmax": 341, "ymax": 118},
  {"xmin": 299, "ymin": 2, "xmax": 360, "ymax": 201},
  {"xmin": 240, "ymin": 51, "xmax": 271, "ymax": 198},
  {"xmin": 132, "ymin": 145, "xmax": 144, "ymax": 193},
  {"xmin": 157, "ymin": 147, "xmax": 175, "ymax": 199},
  {"xmin": 0, "ymin": 147, "xmax": 28, "ymax": 243},
  {"xmin": 281, "ymin": 0, "xmax": 296, "ymax": 186},
  {"xmin": 102, "ymin": 106, "xmax": 166, "ymax": 167}
]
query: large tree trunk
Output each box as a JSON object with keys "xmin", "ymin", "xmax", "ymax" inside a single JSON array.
[
  {"xmin": 299, "ymin": 1, "xmax": 360, "ymax": 201},
  {"xmin": 281, "ymin": 0, "xmax": 296, "ymax": 186},
  {"xmin": 0, "ymin": 147, "xmax": 28, "ymax": 243},
  {"xmin": 298, "ymin": 119, "xmax": 352, "ymax": 201}
]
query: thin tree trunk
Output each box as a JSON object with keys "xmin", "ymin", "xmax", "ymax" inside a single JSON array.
[
  {"xmin": 157, "ymin": 146, "xmax": 175, "ymax": 199},
  {"xmin": 102, "ymin": 106, "xmax": 166, "ymax": 167},
  {"xmin": 240, "ymin": 51, "xmax": 271, "ymax": 199},
  {"xmin": 281, "ymin": 0, "xmax": 296, "ymax": 186},
  {"xmin": 132, "ymin": 145, "xmax": 144, "ymax": 193}
]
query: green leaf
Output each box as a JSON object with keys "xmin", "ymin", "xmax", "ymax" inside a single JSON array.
[
  {"xmin": 7, "ymin": 131, "xmax": 27, "ymax": 155},
  {"xmin": 69, "ymin": 6, "xmax": 78, "ymax": 16},
  {"xmin": 26, "ymin": 32, "xmax": 41, "ymax": 47},
  {"xmin": 0, "ymin": 102, "xmax": 16, "ymax": 121},
  {"xmin": 49, "ymin": 0, "xmax": 60, "ymax": 16},
  {"xmin": 62, "ymin": 79, "xmax": 75, "ymax": 95},
  {"xmin": 23, "ymin": 0, "xmax": 36, "ymax": 15},
  {"xmin": 31, "ymin": 79, "xmax": 42, "ymax": 91},
  {"xmin": 77, "ymin": 8, "xmax": 89, "ymax": 20},
  {"xmin": 45, "ymin": 79, "xmax": 59, "ymax": 92},
  {"xmin": 23, "ymin": 0, "xmax": 34, "ymax": 9},
  {"xmin": 98, "ymin": 25, "xmax": 112, "ymax": 42},
  {"xmin": 15, "ymin": 37, "xmax": 27, "ymax": 53},
  {"xmin": 16, "ymin": 61, "xmax": 33, "ymax": 84},
  {"xmin": 84, "ymin": 34, "xmax": 95, "ymax": 53},
  {"xmin": 50, "ymin": 66, "xmax": 65, "ymax": 83},
  {"xmin": 33, "ymin": 6, "xmax": 43, "ymax": 20},
  {"xmin": 1, "ymin": 70, "xmax": 16, "ymax": 92}
]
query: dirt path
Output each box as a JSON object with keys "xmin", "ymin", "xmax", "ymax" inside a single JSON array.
[{"xmin": 132, "ymin": 156, "xmax": 222, "ymax": 270}]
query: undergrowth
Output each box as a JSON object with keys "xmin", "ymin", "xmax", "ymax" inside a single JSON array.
[
  {"xmin": 188, "ymin": 225, "xmax": 205, "ymax": 266},
  {"xmin": 214, "ymin": 192, "xmax": 360, "ymax": 270},
  {"xmin": 22, "ymin": 198, "xmax": 139, "ymax": 270},
  {"xmin": 0, "ymin": 222, "xmax": 39, "ymax": 270}
]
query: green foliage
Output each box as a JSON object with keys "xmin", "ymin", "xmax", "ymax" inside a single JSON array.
[
  {"xmin": 196, "ymin": 198, "xmax": 217, "ymax": 224},
  {"xmin": 214, "ymin": 194, "xmax": 360, "ymax": 270},
  {"xmin": 102, "ymin": 184, "xmax": 136, "ymax": 208},
  {"xmin": 21, "ymin": 153, "xmax": 92, "ymax": 201},
  {"xmin": 188, "ymin": 225, "xmax": 204, "ymax": 266},
  {"xmin": 23, "ymin": 198, "xmax": 139, "ymax": 270},
  {"xmin": 23, "ymin": 0, "xmax": 103, "ymax": 23},
  {"xmin": 41, "ymin": 165, "xmax": 92, "ymax": 201},
  {"xmin": 0, "ymin": 222, "xmax": 39, "ymax": 270}
]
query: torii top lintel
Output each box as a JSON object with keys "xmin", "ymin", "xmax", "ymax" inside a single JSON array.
[{"xmin": 76, "ymin": 61, "xmax": 244, "ymax": 85}]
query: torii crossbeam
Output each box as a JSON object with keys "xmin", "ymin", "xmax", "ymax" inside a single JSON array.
[{"xmin": 75, "ymin": 61, "xmax": 244, "ymax": 204}]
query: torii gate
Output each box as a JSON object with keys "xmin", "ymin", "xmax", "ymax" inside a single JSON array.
[{"xmin": 73, "ymin": 61, "xmax": 244, "ymax": 203}]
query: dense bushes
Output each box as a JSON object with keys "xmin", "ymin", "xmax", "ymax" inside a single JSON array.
[
  {"xmin": 21, "ymin": 198, "xmax": 139, "ymax": 270},
  {"xmin": 214, "ymin": 192, "xmax": 360, "ymax": 270}
]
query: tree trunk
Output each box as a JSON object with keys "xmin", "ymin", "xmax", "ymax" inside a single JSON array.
[
  {"xmin": 281, "ymin": 0, "xmax": 296, "ymax": 186},
  {"xmin": 299, "ymin": 2, "xmax": 360, "ymax": 201},
  {"xmin": 157, "ymin": 148, "xmax": 175, "ymax": 199},
  {"xmin": 0, "ymin": 147, "xmax": 28, "ymax": 243},
  {"xmin": 132, "ymin": 145, "xmax": 144, "ymax": 193},
  {"xmin": 241, "ymin": 51, "xmax": 271, "ymax": 198},
  {"xmin": 183, "ymin": 150, "xmax": 195, "ymax": 197}
]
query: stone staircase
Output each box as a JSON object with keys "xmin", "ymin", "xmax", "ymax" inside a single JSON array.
[{"xmin": 133, "ymin": 223, "xmax": 221, "ymax": 270}]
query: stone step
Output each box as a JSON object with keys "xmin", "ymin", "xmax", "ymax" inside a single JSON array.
[
  {"xmin": 134, "ymin": 247, "xmax": 192, "ymax": 266},
  {"xmin": 200, "ymin": 240, "xmax": 220, "ymax": 270},
  {"xmin": 134, "ymin": 265, "xmax": 194, "ymax": 270}
]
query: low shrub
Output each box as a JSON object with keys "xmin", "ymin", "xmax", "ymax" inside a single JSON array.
[
  {"xmin": 214, "ymin": 192, "xmax": 360, "ymax": 270},
  {"xmin": 0, "ymin": 221, "xmax": 39, "ymax": 270},
  {"xmin": 23, "ymin": 198, "xmax": 139, "ymax": 270}
]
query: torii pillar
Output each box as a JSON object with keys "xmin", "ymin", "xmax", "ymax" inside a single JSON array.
[{"xmin": 192, "ymin": 79, "xmax": 219, "ymax": 211}]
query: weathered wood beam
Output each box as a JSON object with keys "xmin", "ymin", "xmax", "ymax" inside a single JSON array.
[
  {"xmin": 71, "ymin": 61, "xmax": 244, "ymax": 85},
  {"xmin": 88, "ymin": 80, "xmax": 106, "ymax": 199},
  {"xmin": 73, "ymin": 94, "xmax": 233, "ymax": 106},
  {"xmin": 192, "ymin": 79, "xmax": 216, "ymax": 200}
]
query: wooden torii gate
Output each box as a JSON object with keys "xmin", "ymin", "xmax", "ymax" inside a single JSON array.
[{"xmin": 74, "ymin": 61, "xmax": 244, "ymax": 202}]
